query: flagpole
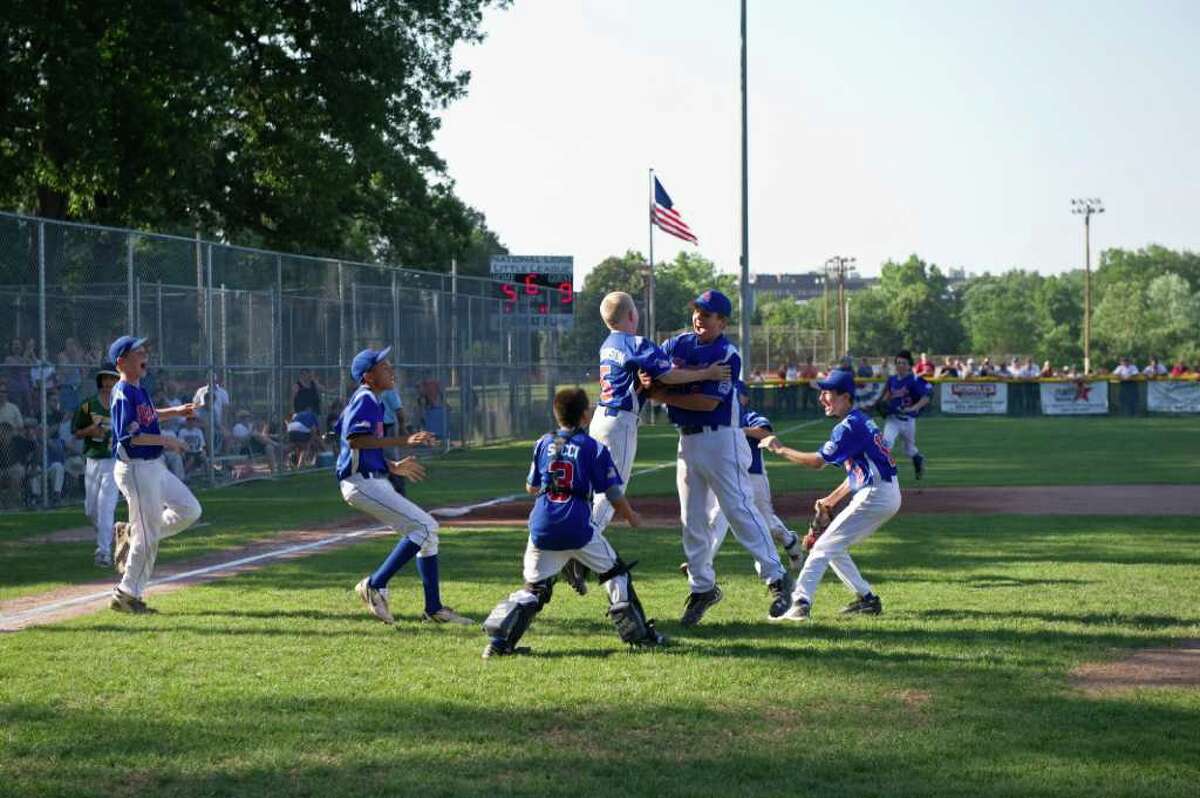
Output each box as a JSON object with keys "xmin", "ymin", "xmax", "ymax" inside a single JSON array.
[
  {"xmin": 738, "ymin": 0, "xmax": 752, "ymax": 375},
  {"xmin": 647, "ymin": 167, "xmax": 656, "ymax": 345},
  {"xmin": 647, "ymin": 167, "xmax": 657, "ymax": 424}
]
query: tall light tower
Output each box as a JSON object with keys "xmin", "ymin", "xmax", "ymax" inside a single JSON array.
[{"xmin": 1071, "ymin": 198, "xmax": 1104, "ymax": 375}]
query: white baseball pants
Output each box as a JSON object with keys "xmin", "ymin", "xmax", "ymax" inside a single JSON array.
[
  {"xmin": 588, "ymin": 408, "xmax": 639, "ymax": 534},
  {"xmin": 84, "ymin": 457, "xmax": 119, "ymax": 556},
  {"xmin": 340, "ymin": 473, "xmax": 439, "ymax": 556},
  {"xmin": 677, "ymin": 426, "xmax": 786, "ymax": 592},
  {"xmin": 115, "ymin": 458, "xmax": 202, "ymax": 598},
  {"xmin": 519, "ymin": 529, "xmax": 629, "ymax": 606},
  {"xmin": 883, "ymin": 416, "xmax": 919, "ymax": 458},
  {"xmin": 792, "ymin": 479, "xmax": 900, "ymax": 605},
  {"xmin": 707, "ymin": 468, "xmax": 795, "ymax": 557}
]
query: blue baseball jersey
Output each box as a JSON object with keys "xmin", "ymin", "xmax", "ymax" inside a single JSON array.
[
  {"xmin": 885, "ymin": 373, "xmax": 930, "ymax": 418},
  {"xmin": 526, "ymin": 429, "xmax": 622, "ymax": 551},
  {"xmin": 335, "ymin": 386, "xmax": 389, "ymax": 481},
  {"xmin": 742, "ymin": 409, "xmax": 772, "ymax": 475},
  {"xmin": 598, "ymin": 331, "xmax": 672, "ymax": 412},
  {"xmin": 110, "ymin": 381, "xmax": 162, "ymax": 461},
  {"xmin": 819, "ymin": 409, "xmax": 898, "ymax": 492},
  {"xmin": 660, "ymin": 333, "xmax": 739, "ymax": 427}
]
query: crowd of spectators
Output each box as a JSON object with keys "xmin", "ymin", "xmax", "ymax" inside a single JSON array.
[{"xmin": 0, "ymin": 342, "xmax": 453, "ymax": 509}]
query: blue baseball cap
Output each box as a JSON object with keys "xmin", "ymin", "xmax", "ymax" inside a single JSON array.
[
  {"xmin": 108, "ymin": 335, "xmax": 149, "ymax": 364},
  {"xmin": 351, "ymin": 346, "xmax": 392, "ymax": 382},
  {"xmin": 691, "ymin": 289, "xmax": 733, "ymax": 317},
  {"xmin": 817, "ymin": 368, "xmax": 857, "ymax": 396}
]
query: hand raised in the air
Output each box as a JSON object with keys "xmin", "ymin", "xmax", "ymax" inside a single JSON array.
[
  {"xmin": 406, "ymin": 431, "xmax": 437, "ymax": 447},
  {"xmin": 702, "ymin": 363, "xmax": 732, "ymax": 382},
  {"xmin": 388, "ymin": 456, "xmax": 427, "ymax": 482}
]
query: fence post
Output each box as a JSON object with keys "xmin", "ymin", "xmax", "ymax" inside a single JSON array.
[
  {"xmin": 275, "ymin": 255, "xmax": 283, "ymax": 426},
  {"xmin": 38, "ymin": 221, "xmax": 47, "ymax": 508},
  {"xmin": 206, "ymin": 244, "xmax": 216, "ymax": 487},
  {"xmin": 127, "ymin": 233, "xmax": 135, "ymax": 333}
]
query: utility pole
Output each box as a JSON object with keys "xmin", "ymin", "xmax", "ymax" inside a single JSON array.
[
  {"xmin": 825, "ymin": 256, "xmax": 856, "ymax": 362},
  {"xmin": 1070, "ymin": 198, "xmax": 1104, "ymax": 375}
]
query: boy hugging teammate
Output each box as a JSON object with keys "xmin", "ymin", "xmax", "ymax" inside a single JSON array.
[
  {"xmin": 562, "ymin": 291, "xmax": 728, "ymax": 594},
  {"xmin": 481, "ymin": 388, "xmax": 662, "ymax": 658}
]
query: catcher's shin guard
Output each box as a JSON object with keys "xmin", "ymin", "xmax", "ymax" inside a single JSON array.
[
  {"xmin": 482, "ymin": 578, "xmax": 555, "ymax": 653},
  {"xmin": 598, "ymin": 560, "xmax": 664, "ymax": 648}
]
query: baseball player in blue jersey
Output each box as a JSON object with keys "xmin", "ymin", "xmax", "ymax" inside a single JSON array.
[
  {"xmin": 106, "ymin": 336, "xmax": 203, "ymax": 613},
  {"xmin": 642, "ymin": 289, "xmax": 793, "ymax": 625},
  {"xmin": 873, "ymin": 349, "xmax": 930, "ymax": 480},
  {"xmin": 703, "ymin": 387, "xmax": 805, "ymax": 572},
  {"xmin": 339, "ymin": 347, "xmax": 472, "ymax": 625},
  {"xmin": 760, "ymin": 368, "xmax": 901, "ymax": 620},
  {"xmin": 482, "ymin": 387, "xmax": 663, "ymax": 658},
  {"xmin": 562, "ymin": 291, "xmax": 729, "ymax": 595}
]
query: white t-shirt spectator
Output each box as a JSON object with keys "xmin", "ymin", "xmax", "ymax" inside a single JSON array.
[
  {"xmin": 193, "ymin": 384, "xmax": 231, "ymax": 425},
  {"xmin": 1143, "ymin": 362, "xmax": 1167, "ymax": 377},
  {"xmin": 1113, "ymin": 363, "xmax": 1139, "ymax": 379},
  {"xmin": 784, "ymin": 365, "xmax": 799, "ymax": 382}
]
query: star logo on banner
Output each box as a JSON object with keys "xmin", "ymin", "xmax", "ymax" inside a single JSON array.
[{"xmin": 1073, "ymin": 380, "xmax": 1091, "ymax": 401}]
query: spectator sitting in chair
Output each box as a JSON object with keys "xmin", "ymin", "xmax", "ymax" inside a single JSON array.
[
  {"xmin": 286, "ymin": 409, "xmax": 320, "ymax": 468},
  {"xmin": 178, "ymin": 416, "xmax": 207, "ymax": 475},
  {"xmin": 25, "ymin": 420, "xmax": 67, "ymax": 506}
]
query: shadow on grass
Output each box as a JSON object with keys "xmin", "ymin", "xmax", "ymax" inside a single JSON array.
[{"xmin": 3, "ymin": 688, "xmax": 1198, "ymax": 798}]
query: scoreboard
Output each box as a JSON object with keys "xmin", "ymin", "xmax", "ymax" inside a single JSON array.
[{"xmin": 490, "ymin": 255, "xmax": 574, "ymax": 324}]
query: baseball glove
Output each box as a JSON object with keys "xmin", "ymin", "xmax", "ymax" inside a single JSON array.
[
  {"xmin": 803, "ymin": 503, "xmax": 832, "ymax": 550},
  {"xmin": 874, "ymin": 401, "xmax": 891, "ymax": 419}
]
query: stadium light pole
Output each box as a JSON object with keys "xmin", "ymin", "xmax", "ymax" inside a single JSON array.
[
  {"xmin": 738, "ymin": 0, "xmax": 752, "ymax": 371},
  {"xmin": 1071, "ymin": 198, "xmax": 1104, "ymax": 375}
]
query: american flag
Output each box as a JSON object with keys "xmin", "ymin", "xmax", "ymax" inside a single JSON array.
[{"xmin": 651, "ymin": 177, "xmax": 698, "ymax": 244}]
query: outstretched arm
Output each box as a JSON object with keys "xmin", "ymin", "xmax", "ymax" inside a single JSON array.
[{"xmin": 758, "ymin": 435, "xmax": 825, "ymax": 469}]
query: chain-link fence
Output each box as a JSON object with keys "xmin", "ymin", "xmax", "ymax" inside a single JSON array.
[{"xmin": 0, "ymin": 211, "xmax": 587, "ymax": 511}]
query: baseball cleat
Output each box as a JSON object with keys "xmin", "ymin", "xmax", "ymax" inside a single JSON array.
[
  {"xmin": 94, "ymin": 551, "xmax": 113, "ymax": 568},
  {"xmin": 112, "ymin": 522, "xmax": 131, "ymax": 574},
  {"xmin": 355, "ymin": 577, "xmax": 394, "ymax": 624},
  {"xmin": 679, "ymin": 585, "xmax": 723, "ymax": 627},
  {"xmin": 678, "ymin": 561, "xmax": 689, "ymax": 576},
  {"xmin": 482, "ymin": 641, "xmax": 531, "ymax": 659},
  {"xmin": 767, "ymin": 574, "xmax": 794, "ymax": 618},
  {"xmin": 771, "ymin": 599, "xmax": 811, "ymax": 622},
  {"xmin": 562, "ymin": 559, "xmax": 590, "ymax": 596},
  {"xmin": 913, "ymin": 454, "xmax": 925, "ymax": 480},
  {"xmin": 109, "ymin": 588, "xmax": 157, "ymax": 614},
  {"xmin": 422, "ymin": 606, "xmax": 474, "ymax": 625},
  {"xmin": 841, "ymin": 593, "xmax": 883, "ymax": 615}
]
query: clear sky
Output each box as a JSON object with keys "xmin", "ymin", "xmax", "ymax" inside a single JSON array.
[{"xmin": 435, "ymin": 0, "xmax": 1200, "ymax": 284}]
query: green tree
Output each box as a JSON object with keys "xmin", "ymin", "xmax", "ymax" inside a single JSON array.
[
  {"xmin": 876, "ymin": 255, "xmax": 965, "ymax": 353},
  {"xmin": 0, "ymin": 0, "xmax": 507, "ymax": 268},
  {"xmin": 847, "ymin": 287, "xmax": 901, "ymax": 358},
  {"xmin": 960, "ymin": 271, "xmax": 1043, "ymax": 355}
]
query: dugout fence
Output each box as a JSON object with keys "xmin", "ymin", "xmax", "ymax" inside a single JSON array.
[{"xmin": 0, "ymin": 211, "xmax": 590, "ymax": 511}]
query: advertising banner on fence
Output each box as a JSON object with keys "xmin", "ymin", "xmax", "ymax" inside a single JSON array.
[
  {"xmin": 1039, "ymin": 380, "xmax": 1109, "ymax": 415},
  {"xmin": 1146, "ymin": 380, "xmax": 1200, "ymax": 413},
  {"xmin": 940, "ymin": 382, "xmax": 1008, "ymax": 414}
]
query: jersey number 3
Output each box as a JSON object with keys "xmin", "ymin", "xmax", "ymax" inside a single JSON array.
[{"xmin": 547, "ymin": 461, "xmax": 575, "ymax": 503}]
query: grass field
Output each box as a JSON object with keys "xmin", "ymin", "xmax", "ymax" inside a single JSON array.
[{"xmin": 2, "ymin": 415, "xmax": 1199, "ymax": 796}]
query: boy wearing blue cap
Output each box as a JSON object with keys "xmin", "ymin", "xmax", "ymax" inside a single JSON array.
[
  {"xmin": 106, "ymin": 336, "xmax": 203, "ymax": 613},
  {"xmin": 641, "ymin": 289, "xmax": 793, "ymax": 625},
  {"xmin": 759, "ymin": 367, "xmax": 901, "ymax": 621},
  {"xmin": 339, "ymin": 346, "xmax": 472, "ymax": 625}
]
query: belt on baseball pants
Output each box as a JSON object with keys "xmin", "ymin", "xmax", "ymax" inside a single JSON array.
[
  {"xmin": 358, "ymin": 471, "xmax": 389, "ymax": 480},
  {"xmin": 602, "ymin": 406, "xmax": 624, "ymax": 417},
  {"xmin": 679, "ymin": 424, "xmax": 723, "ymax": 435}
]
